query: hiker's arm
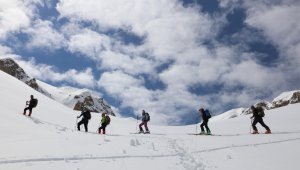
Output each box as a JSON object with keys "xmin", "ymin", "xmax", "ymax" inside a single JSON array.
[{"xmin": 77, "ymin": 112, "xmax": 83, "ymax": 118}]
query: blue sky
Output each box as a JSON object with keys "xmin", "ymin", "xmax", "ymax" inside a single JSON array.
[{"xmin": 0, "ymin": 0, "xmax": 300, "ymax": 125}]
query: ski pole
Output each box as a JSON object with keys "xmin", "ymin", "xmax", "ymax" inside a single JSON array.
[
  {"xmin": 98, "ymin": 117, "xmax": 102, "ymax": 134},
  {"xmin": 250, "ymin": 117, "xmax": 253, "ymax": 134},
  {"xmin": 136, "ymin": 115, "xmax": 139, "ymax": 133},
  {"xmin": 75, "ymin": 116, "xmax": 79, "ymax": 130}
]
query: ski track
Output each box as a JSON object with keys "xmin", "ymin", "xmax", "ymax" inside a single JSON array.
[
  {"xmin": 191, "ymin": 137, "xmax": 300, "ymax": 154},
  {"xmin": 169, "ymin": 138, "xmax": 205, "ymax": 170},
  {"xmin": 1, "ymin": 136, "xmax": 299, "ymax": 166}
]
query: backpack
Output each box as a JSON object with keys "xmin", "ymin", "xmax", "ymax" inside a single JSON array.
[
  {"xmin": 204, "ymin": 109, "xmax": 211, "ymax": 119},
  {"xmin": 86, "ymin": 111, "xmax": 91, "ymax": 120},
  {"xmin": 105, "ymin": 115, "xmax": 111, "ymax": 125},
  {"xmin": 257, "ymin": 107, "xmax": 265, "ymax": 117},
  {"xmin": 31, "ymin": 98, "xmax": 38, "ymax": 108},
  {"xmin": 145, "ymin": 113, "xmax": 150, "ymax": 121}
]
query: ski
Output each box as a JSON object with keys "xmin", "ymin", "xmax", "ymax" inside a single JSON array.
[
  {"xmin": 188, "ymin": 133, "xmax": 240, "ymax": 136},
  {"xmin": 130, "ymin": 132, "xmax": 165, "ymax": 135},
  {"xmin": 188, "ymin": 133, "xmax": 214, "ymax": 136}
]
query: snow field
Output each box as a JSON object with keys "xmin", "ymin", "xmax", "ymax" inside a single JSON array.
[{"xmin": 1, "ymin": 70, "xmax": 300, "ymax": 170}]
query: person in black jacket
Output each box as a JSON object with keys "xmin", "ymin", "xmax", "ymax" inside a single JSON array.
[
  {"xmin": 23, "ymin": 95, "xmax": 36, "ymax": 116},
  {"xmin": 199, "ymin": 108, "xmax": 211, "ymax": 135},
  {"xmin": 251, "ymin": 105, "xmax": 271, "ymax": 134},
  {"xmin": 77, "ymin": 109, "xmax": 91, "ymax": 132}
]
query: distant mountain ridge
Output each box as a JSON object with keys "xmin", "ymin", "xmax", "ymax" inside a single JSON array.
[
  {"xmin": 242, "ymin": 90, "xmax": 300, "ymax": 115},
  {"xmin": 212, "ymin": 90, "xmax": 300, "ymax": 121},
  {"xmin": 0, "ymin": 58, "xmax": 115, "ymax": 116}
]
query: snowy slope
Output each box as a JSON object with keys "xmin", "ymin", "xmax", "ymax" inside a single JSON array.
[{"xmin": 1, "ymin": 70, "xmax": 300, "ymax": 170}]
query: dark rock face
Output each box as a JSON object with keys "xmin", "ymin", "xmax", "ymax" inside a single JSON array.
[
  {"xmin": 0, "ymin": 58, "xmax": 29, "ymax": 80},
  {"xmin": 73, "ymin": 95, "xmax": 115, "ymax": 116},
  {"xmin": 0, "ymin": 58, "xmax": 50, "ymax": 96}
]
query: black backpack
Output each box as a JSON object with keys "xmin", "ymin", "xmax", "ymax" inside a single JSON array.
[
  {"xmin": 105, "ymin": 115, "xmax": 111, "ymax": 125},
  {"xmin": 145, "ymin": 113, "xmax": 150, "ymax": 121},
  {"xmin": 257, "ymin": 107, "xmax": 265, "ymax": 117},
  {"xmin": 204, "ymin": 109, "xmax": 211, "ymax": 119},
  {"xmin": 31, "ymin": 99, "xmax": 38, "ymax": 108},
  {"xmin": 85, "ymin": 111, "xmax": 91, "ymax": 120}
]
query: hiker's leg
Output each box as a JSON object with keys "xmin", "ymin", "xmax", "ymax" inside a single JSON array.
[
  {"xmin": 84, "ymin": 121, "xmax": 88, "ymax": 132},
  {"xmin": 77, "ymin": 120, "xmax": 83, "ymax": 131},
  {"xmin": 139, "ymin": 122, "xmax": 144, "ymax": 131},
  {"xmin": 144, "ymin": 121, "xmax": 149, "ymax": 131},
  {"xmin": 103, "ymin": 124, "xmax": 106, "ymax": 134},
  {"xmin": 258, "ymin": 118, "xmax": 270, "ymax": 131},
  {"xmin": 23, "ymin": 107, "xmax": 29, "ymax": 115},
  {"xmin": 200, "ymin": 122, "xmax": 205, "ymax": 132},
  {"xmin": 204, "ymin": 119, "xmax": 210, "ymax": 133},
  {"xmin": 28, "ymin": 107, "xmax": 33, "ymax": 116},
  {"xmin": 252, "ymin": 118, "xmax": 258, "ymax": 131}
]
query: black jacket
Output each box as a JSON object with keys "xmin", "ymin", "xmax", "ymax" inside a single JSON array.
[
  {"xmin": 28, "ymin": 98, "xmax": 35, "ymax": 107},
  {"xmin": 78, "ymin": 111, "xmax": 90, "ymax": 120},
  {"xmin": 200, "ymin": 110, "xmax": 209, "ymax": 121}
]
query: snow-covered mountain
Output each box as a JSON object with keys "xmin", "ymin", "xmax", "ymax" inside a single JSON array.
[
  {"xmin": 1, "ymin": 68, "xmax": 300, "ymax": 170},
  {"xmin": 37, "ymin": 80, "xmax": 115, "ymax": 116},
  {"xmin": 271, "ymin": 90, "xmax": 300, "ymax": 108},
  {"xmin": 226, "ymin": 90, "xmax": 300, "ymax": 118},
  {"xmin": 0, "ymin": 58, "xmax": 115, "ymax": 116}
]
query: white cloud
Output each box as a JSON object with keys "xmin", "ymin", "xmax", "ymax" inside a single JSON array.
[
  {"xmin": 245, "ymin": 2, "xmax": 300, "ymax": 49},
  {"xmin": 67, "ymin": 29, "xmax": 112, "ymax": 60},
  {"xmin": 99, "ymin": 51, "xmax": 155, "ymax": 75},
  {"xmin": 57, "ymin": 0, "xmax": 214, "ymax": 61},
  {"xmin": 243, "ymin": 0, "xmax": 300, "ymax": 88},
  {"xmin": 17, "ymin": 58, "xmax": 96, "ymax": 88},
  {"xmin": 0, "ymin": 0, "xmax": 32, "ymax": 39},
  {"xmin": 0, "ymin": 45, "xmax": 21, "ymax": 59},
  {"xmin": 25, "ymin": 19, "xmax": 66, "ymax": 50},
  {"xmin": 221, "ymin": 59, "xmax": 284, "ymax": 90}
]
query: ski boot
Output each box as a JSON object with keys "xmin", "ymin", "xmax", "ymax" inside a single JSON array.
[
  {"xmin": 251, "ymin": 130, "xmax": 259, "ymax": 134},
  {"xmin": 139, "ymin": 130, "xmax": 144, "ymax": 134},
  {"xmin": 199, "ymin": 131, "xmax": 205, "ymax": 135},
  {"xmin": 145, "ymin": 131, "xmax": 150, "ymax": 134},
  {"xmin": 265, "ymin": 130, "xmax": 271, "ymax": 134},
  {"xmin": 206, "ymin": 129, "xmax": 211, "ymax": 135}
]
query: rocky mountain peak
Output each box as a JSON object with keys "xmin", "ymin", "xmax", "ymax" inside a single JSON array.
[
  {"xmin": 0, "ymin": 58, "xmax": 49, "ymax": 95},
  {"xmin": 0, "ymin": 58, "xmax": 115, "ymax": 116}
]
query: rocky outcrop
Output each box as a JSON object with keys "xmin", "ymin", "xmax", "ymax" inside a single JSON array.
[
  {"xmin": 242, "ymin": 101, "xmax": 271, "ymax": 115},
  {"xmin": 0, "ymin": 58, "xmax": 50, "ymax": 96},
  {"xmin": 242, "ymin": 91, "xmax": 300, "ymax": 115},
  {"xmin": 73, "ymin": 93, "xmax": 115, "ymax": 116},
  {"xmin": 271, "ymin": 91, "xmax": 300, "ymax": 108}
]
